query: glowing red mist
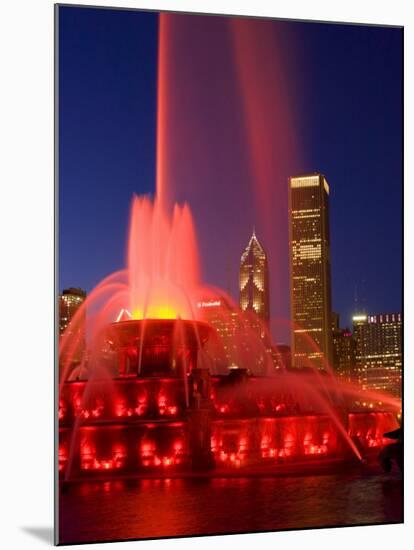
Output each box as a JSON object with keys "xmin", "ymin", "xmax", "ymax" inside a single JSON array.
[{"xmin": 127, "ymin": 195, "xmax": 201, "ymax": 321}]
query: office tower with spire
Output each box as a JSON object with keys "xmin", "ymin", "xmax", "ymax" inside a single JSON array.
[
  {"xmin": 238, "ymin": 230, "xmax": 271, "ymax": 374},
  {"xmin": 239, "ymin": 229, "xmax": 270, "ymax": 330},
  {"xmin": 288, "ymin": 173, "xmax": 333, "ymax": 370}
]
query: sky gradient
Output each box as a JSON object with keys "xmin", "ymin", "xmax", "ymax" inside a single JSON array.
[{"xmin": 58, "ymin": 6, "xmax": 402, "ymax": 342}]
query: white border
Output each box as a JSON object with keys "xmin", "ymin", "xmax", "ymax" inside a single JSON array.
[{"xmin": 0, "ymin": 1, "xmax": 411, "ymax": 548}]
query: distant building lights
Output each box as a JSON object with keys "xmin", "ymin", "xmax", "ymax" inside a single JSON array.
[
  {"xmin": 352, "ymin": 315, "xmax": 367, "ymax": 322},
  {"xmin": 197, "ymin": 300, "xmax": 221, "ymax": 308}
]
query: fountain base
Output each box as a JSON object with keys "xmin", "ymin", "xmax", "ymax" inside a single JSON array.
[{"xmin": 59, "ymin": 319, "xmax": 399, "ymax": 480}]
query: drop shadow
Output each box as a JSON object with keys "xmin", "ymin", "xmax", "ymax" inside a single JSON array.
[{"xmin": 21, "ymin": 526, "xmax": 54, "ymax": 545}]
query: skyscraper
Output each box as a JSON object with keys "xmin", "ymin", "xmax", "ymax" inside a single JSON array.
[
  {"xmin": 59, "ymin": 287, "xmax": 87, "ymax": 364},
  {"xmin": 197, "ymin": 298, "xmax": 240, "ymax": 373},
  {"xmin": 332, "ymin": 313, "xmax": 355, "ymax": 382},
  {"xmin": 197, "ymin": 297, "xmax": 271, "ymax": 375},
  {"xmin": 239, "ymin": 229, "xmax": 270, "ymax": 331},
  {"xmin": 288, "ymin": 173, "xmax": 333, "ymax": 370},
  {"xmin": 353, "ymin": 313, "xmax": 402, "ymax": 397},
  {"xmin": 59, "ymin": 287, "xmax": 86, "ymax": 334}
]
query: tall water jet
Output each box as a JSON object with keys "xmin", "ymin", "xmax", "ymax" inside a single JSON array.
[{"xmin": 152, "ymin": 13, "xmax": 303, "ymax": 337}]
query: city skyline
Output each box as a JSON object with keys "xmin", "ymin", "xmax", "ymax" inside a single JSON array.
[
  {"xmin": 58, "ymin": 209, "xmax": 402, "ymax": 348},
  {"xmin": 59, "ymin": 168, "xmax": 402, "ymax": 363},
  {"xmin": 59, "ymin": 204, "xmax": 403, "ymax": 349}
]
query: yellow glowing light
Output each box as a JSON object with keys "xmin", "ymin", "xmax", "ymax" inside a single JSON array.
[
  {"xmin": 148, "ymin": 306, "xmax": 177, "ymax": 319},
  {"xmin": 132, "ymin": 305, "xmax": 178, "ymax": 320},
  {"xmin": 290, "ymin": 176, "xmax": 319, "ymax": 188},
  {"xmin": 132, "ymin": 308, "xmax": 145, "ymax": 320},
  {"xmin": 353, "ymin": 315, "xmax": 367, "ymax": 322}
]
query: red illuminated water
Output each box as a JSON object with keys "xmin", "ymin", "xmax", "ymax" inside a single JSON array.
[
  {"xmin": 59, "ymin": 467, "xmax": 403, "ymax": 544},
  {"xmin": 58, "ymin": 194, "xmax": 277, "ymax": 382},
  {"xmin": 127, "ymin": 195, "xmax": 201, "ymax": 321},
  {"xmin": 152, "ymin": 14, "xmax": 302, "ymax": 327}
]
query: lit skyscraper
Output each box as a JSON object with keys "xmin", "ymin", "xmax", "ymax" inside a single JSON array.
[
  {"xmin": 59, "ymin": 287, "xmax": 87, "ymax": 364},
  {"xmin": 59, "ymin": 287, "xmax": 86, "ymax": 334},
  {"xmin": 197, "ymin": 297, "xmax": 271, "ymax": 375},
  {"xmin": 197, "ymin": 298, "xmax": 241, "ymax": 373},
  {"xmin": 332, "ymin": 313, "xmax": 355, "ymax": 382},
  {"xmin": 288, "ymin": 173, "xmax": 333, "ymax": 370},
  {"xmin": 239, "ymin": 229, "xmax": 269, "ymax": 330},
  {"xmin": 353, "ymin": 313, "xmax": 402, "ymax": 397}
]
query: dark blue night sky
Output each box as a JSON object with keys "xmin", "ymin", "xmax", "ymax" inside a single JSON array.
[{"xmin": 58, "ymin": 6, "xmax": 402, "ymax": 339}]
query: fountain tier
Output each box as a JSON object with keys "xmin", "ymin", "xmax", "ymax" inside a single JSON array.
[{"xmin": 59, "ymin": 319, "xmax": 399, "ymax": 479}]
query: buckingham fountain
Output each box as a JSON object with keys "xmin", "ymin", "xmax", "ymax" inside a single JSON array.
[{"xmin": 58, "ymin": 195, "xmax": 400, "ymax": 481}]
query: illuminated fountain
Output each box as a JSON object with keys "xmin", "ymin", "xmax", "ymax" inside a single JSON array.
[
  {"xmin": 58, "ymin": 13, "xmax": 400, "ymax": 481},
  {"xmin": 58, "ymin": 194, "xmax": 400, "ymax": 480}
]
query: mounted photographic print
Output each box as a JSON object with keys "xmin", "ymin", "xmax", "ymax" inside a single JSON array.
[{"xmin": 56, "ymin": 4, "xmax": 403, "ymax": 545}]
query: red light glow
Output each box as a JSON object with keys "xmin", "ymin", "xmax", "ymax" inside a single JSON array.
[
  {"xmin": 58, "ymin": 399, "xmax": 67, "ymax": 420},
  {"xmin": 127, "ymin": 194, "xmax": 201, "ymax": 323},
  {"xmin": 157, "ymin": 390, "xmax": 178, "ymax": 416}
]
